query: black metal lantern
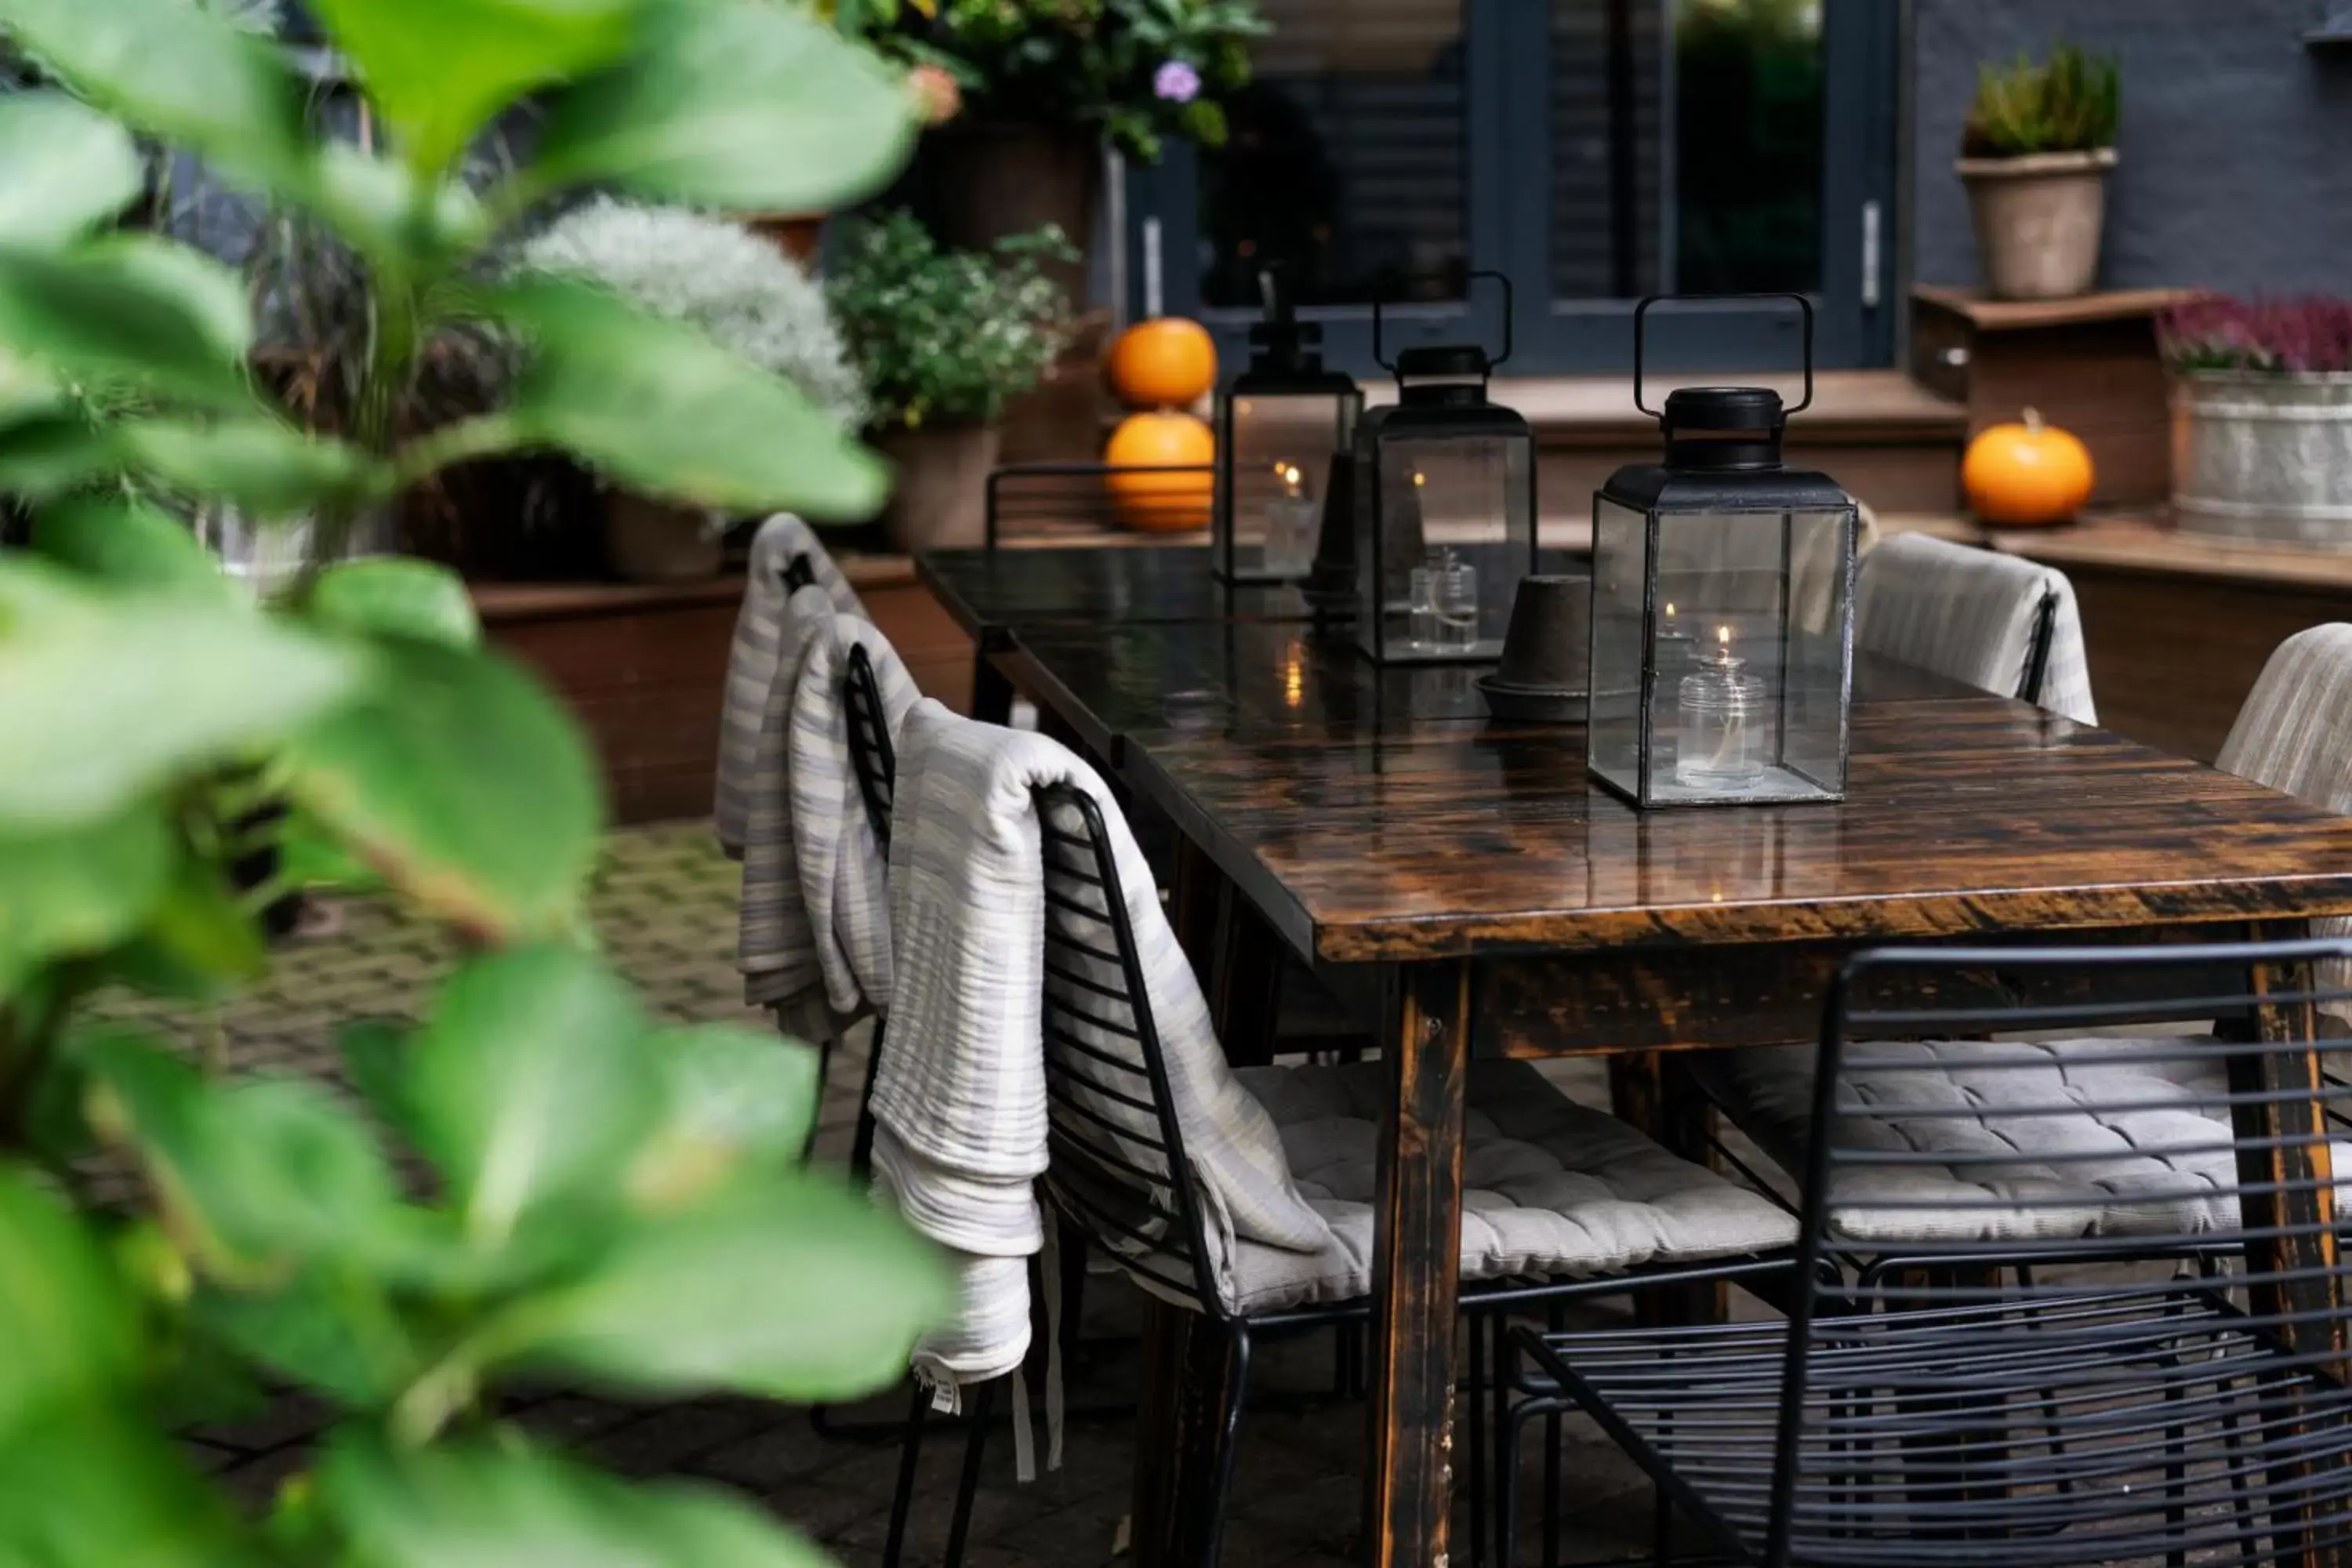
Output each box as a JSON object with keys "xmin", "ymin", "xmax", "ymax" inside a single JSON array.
[
  {"xmin": 1214, "ymin": 273, "xmax": 1364, "ymax": 586},
  {"xmin": 1352, "ymin": 272, "xmax": 1537, "ymax": 664},
  {"xmin": 1586, "ymin": 295, "xmax": 1859, "ymax": 809}
]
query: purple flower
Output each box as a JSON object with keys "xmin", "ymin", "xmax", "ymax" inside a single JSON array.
[{"xmin": 1154, "ymin": 60, "xmax": 1201, "ymax": 103}]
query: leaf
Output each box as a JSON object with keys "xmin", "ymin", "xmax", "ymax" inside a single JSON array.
[
  {"xmin": 0, "ymin": 1400, "xmax": 250, "ymax": 1568},
  {"xmin": 401, "ymin": 944, "xmax": 655, "ymax": 1247},
  {"xmin": 0, "ymin": 805, "xmax": 173, "ymax": 994},
  {"xmin": 626, "ymin": 1025, "xmax": 821, "ymax": 1210},
  {"xmin": 0, "ymin": 557, "xmax": 364, "ymax": 830},
  {"xmin": 318, "ymin": 1432, "xmax": 832, "ymax": 1568},
  {"xmin": 307, "ymin": 0, "xmax": 635, "ymax": 179},
  {"xmin": 507, "ymin": 1172, "xmax": 950, "ymax": 1403},
  {"xmin": 114, "ymin": 417, "xmax": 378, "ymax": 519},
  {"xmin": 336, "ymin": 1018, "xmax": 419, "ymax": 1145},
  {"xmin": 497, "ymin": 276, "xmax": 888, "ymax": 517},
  {"xmin": 106, "ymin": 855, "xmax": 268, "ymax": 1002},
  {"xmin": 0, "ymin": 412, "xmax": 122, "ymax": 499},
  {"xmin": 0, "ymin": 235, "xmax": 256, "ymax": 408},
  {"xmin": 307, "ymin": 142, "xmax": 491, "ymax": 265},
  {"xmin": 274, "ymin": 808, "xmax": 388, "ymax": 895},
  {"xmin": 0, "ymin": 1171, "xmax": 139, "ymax": 1432},
  {"xmin": 31, "ymin": 495, "xmax": 233, "ymax": 599},
  {"xmin": 0, "ymin": 92, "xmax": 143, "ymax": 246},
  {"xmin": 0, "ymin": 0, "xmax": 310, "ymax": 191},
  {"xmin": 191, "ymin": 1272, "xmax": 420, "ymax": 1406},
  {"xmin": 310, "ymin": 557, "xmax": 482, "ymax": 648},
  {"xmin": 279, "ymin": 640, "xmax": 601, "ymax": 938},
  {"xmin": 532, "ymin": 0, "xmax": 916, "ymax": 216},
  {"xmin": 82, "ymin": 1036, "xmax": 411, "ymax": 1273}
]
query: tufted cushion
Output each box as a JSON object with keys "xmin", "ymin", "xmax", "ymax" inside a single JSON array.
[
  {"xmin": 1122, "ymin": 1059, "xmax": 1798, "ymax": 1316},
  {"xmin": 1691, "ymin": 1038, "xmax": 2352, "ymax": 1247}
]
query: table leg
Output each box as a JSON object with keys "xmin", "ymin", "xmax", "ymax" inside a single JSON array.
[
  {"xmin": 971, "ymin": 638, "xmax": 1015, "ymax": 725},
  {"xmin": 1365, "ymin": 959, "xmax": 1471, "ymax": 1568},
  {"xmin": 2231, "ymin": 945, "xmax": 2347, "ymax": 1567}
]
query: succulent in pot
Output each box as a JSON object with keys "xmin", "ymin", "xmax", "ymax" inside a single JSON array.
[{"xmin": 1956, "ymin": 42, "xmax": 2120, "ymax": 302}]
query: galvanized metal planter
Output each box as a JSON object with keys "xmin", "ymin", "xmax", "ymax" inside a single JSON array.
[{"xmin": 2172, "ymin": 369, "xmax": 2352, "ymax": 546}]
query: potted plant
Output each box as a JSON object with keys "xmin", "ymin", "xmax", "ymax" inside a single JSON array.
[
  {"xmin": 513, "ymin": 198, "xmax": 870, "ymax": 581},
  {"xmin": 1957, "ymin": 42, "xmax": 2121, "ymax": 301},
  {"xmin": 0, "ymin": 1, "xmax": 949, "ymax": 1563},
  {"xmin": 2161, "ymin": 295, "xmax": 2352, "ymax": 547},
  {"xmin": 828, "ymin": 209, "xmax": 1075, "ymax": 551}
]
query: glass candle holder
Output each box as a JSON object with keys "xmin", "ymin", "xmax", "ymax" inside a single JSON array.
[
  {"xmin": 1261, "ymin": 463, "xmax": 1319, "ymax": 579},
  {"xmin": 1408, "ymin": 549, "xmax": 1478, "ymax": 655},
  {"xmin": 1675, "ymin": 626, "xmax": 1766, "ymax": 791}
]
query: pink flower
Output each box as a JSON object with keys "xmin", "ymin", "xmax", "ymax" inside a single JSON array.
[{"xmin": 1153, "ymin": 60, "xmax": 1201, "ymax": 103}]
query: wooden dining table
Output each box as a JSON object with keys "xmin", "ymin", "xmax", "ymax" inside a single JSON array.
[{"xmin": 917, "ymin": 543, "xmax": 2352, "ymax": 1568}]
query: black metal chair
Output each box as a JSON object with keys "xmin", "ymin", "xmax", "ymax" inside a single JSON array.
[
  {"xmin": 983, "ymin": 461, "xmax": 1217, "ymax": 549},
  {"xmin": 782, "ymin": 549, "xmax": 818, "ymax": 593},
  {"xmin": 1515, "ymin": 938, "xmax": 2352, "ymax": 1567},
  {"xmin": 883, "ymin": 782, "xmax": 1799, "ymax": 1568},
  {"xmin": 842, "ymin": 640, "xmax": 894, "ymax": 1181}
]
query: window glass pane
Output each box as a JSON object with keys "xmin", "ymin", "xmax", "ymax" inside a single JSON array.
[
  {"xmin": 1551, "ymin": 0, "xmax": 1824, "ymax": 298},
  {"xmin": 1200, "ymin": 0, "xmax": 1467, "ymax": 310}
]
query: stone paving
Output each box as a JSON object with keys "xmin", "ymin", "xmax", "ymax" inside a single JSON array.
[{"xmin": 93, "ymin": 821, "xmax": 1679, "ymax": 1567}]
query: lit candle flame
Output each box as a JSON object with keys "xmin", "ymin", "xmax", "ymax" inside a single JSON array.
[
  {"xmin": 1717, "ymin": 624, "xmax": 1733, "ymax": 646},
  {"xmin": 1664, "ymin": 601, "xmax": 1677, "ymax": 621},
  {"xmin": 1412, "ymin": 470, "xmax": 1427, "ymax": 488}
]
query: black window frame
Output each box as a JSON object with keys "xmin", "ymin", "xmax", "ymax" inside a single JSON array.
[{"xmin": 1127, "ymin": 0, "xmax": 1901, "ymax": 379}]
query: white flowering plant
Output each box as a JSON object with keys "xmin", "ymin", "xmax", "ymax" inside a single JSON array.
[{"xmin": 514, "ymin": 198, "xmax": 869, "ymax": 432}]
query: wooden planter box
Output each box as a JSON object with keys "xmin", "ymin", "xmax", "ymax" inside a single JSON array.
[{"xmin": 476, "ymin": 559, "xmax": 975, "ymax": 826}]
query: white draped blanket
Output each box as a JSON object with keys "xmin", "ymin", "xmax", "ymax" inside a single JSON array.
[
  {"xmin": 715, "ymin": 514, "xmax": 864, "ymax": 858},
  {"xmin": 869, "ymin": 702, "xmax": 1330, "ymax": 1388}
]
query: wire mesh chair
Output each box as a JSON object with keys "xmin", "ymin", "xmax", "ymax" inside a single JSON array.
[
  {"xmin": 843, "ymin": 640, "xmax": 895, "ymax": 1182},
  {"xmin": 883, "ymin": 782, "xmax": 1799, "ymax": 1568},
  {"xmin": 984, "ymin": 462, "xmax": 1216, "ymax": 547},
  {"xmin": 1516, "ymin": 937, "xmax": 2352, "ymax": 1568}
]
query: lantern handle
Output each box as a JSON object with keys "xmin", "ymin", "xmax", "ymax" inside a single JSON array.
[
  {"xmin": 1374, "ymin": 270, "xmax": 1513, "ymax": 376},
  {"xmin": 1632, "ymin": 293, "xmax": 1815, "ymax": 419}
]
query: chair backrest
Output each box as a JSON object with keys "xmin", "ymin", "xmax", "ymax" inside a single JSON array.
[
  {"xmin": 1029, "ymin": 781, "xmax": 1225, "ymax": 1318},
  {"xmin": 1855, "ymin": 533, "xmax": 2096, "ymax": 723},
  {"xmin": 985, "ymin": 461, "xmax": 1216, "ymax": 549},
  {"xmin": 781, "ymin": 550, "xmax": 816, "ymax": 593},
  {"xmin": 842, "ymin": 641, "xmax": 895, "ymax": 850},
  {"xmin": 1764, "ymin": 938, "xmax": 2352, "ymax": 1567}
]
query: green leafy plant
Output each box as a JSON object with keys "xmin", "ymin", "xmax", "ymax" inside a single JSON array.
[
  {"xmin": 0, "ymin": 0, "xmax": 949, "ymax": 1559},
  {"xmin": 1962, "ymin": 42, "xmax": 2120, "ymax": 158},
  {"xmin": 827, "ymin": 207, "xmax": 1074, "ymax": 429},
  {"xmin": 877, "ymin": 0, "xmax": 1266, "ymax": 162}
]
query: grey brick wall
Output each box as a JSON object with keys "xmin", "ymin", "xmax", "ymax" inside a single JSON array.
[{"xmin": 1912, "ymin": 0, "xmax": 2352, "ymax": 295}]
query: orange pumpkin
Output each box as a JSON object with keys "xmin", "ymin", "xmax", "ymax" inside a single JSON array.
[
  {"xmin": 1106, "ymin": 317, "xmax": 1218, "ymax": 408},
  {"xmin": 1962, "ymin": 408, "xmax": 2095, "ymax": 526},
  {"xmin": 1105, "ymin": 411, "xmax": 1214, "ymax": 532}
]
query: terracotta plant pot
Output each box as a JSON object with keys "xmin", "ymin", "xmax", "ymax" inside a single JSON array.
[
  {"xmin": 1957, "ymin": 148, "xmax": 2117, "ymax": 302},
  {"xmin": 872, "ymin": 422, "xmax": 1003, "ymax": 554},
  {"xmin": 603, "ymin": 492, "xmax": 722, "ymax": 583}
]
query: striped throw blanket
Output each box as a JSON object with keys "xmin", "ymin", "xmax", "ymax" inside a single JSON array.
[
  {"xmin": 736, "ymin": 590, "xmax": 916, "ymax": 1038},
  {"xmin": 869, "ymin": 702, "xmax": 1330, "ymax": 1389},
  {"xmin": 716, "ymin": 514, "xmax": 866, "ymax": 858},
  {"xmin": 1857, "ymin": 532, "xmax": 2097, "ymax": 724}
]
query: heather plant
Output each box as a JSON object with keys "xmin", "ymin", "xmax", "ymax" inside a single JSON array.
[{"xmin": 2160, "ymin": 295, "xmax": 2352, "ymax": 376}]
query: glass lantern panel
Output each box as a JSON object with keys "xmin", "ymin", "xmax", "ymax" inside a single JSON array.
[
  {"xmin": 1641, "ymin": 510, "xmax": 1840, "ymax": 805},
  {"xmin": 1779, "ymin": 507, "xmax": 1857, "ymax": 793},
  {"xmin": 1356, "ymin": 430, "xmax": 1531, "ymax": 662},
  {"xmin": 1223, "ymin": 392, "xmax": 1355, "ymax": 582},
  {"xmin": 1586, "ymin": 495, "xmax": 1650, "ymax": 796}
]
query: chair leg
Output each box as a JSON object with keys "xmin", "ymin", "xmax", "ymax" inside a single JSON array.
[
  {"xmin": 1200, "ymin": 1322, "xmax": 1254, "ymax": 1568},
  {"xmin": 942, "ymin": 1376, "xmax": 1000, "ymax": 1568},
  {"xmin": 1541, "ymin": 1304, "xmax": 1564, "ymax": 1568},
  {"xmin": 1467, "ymin": 1312, "xmax": 1488, "ymax": 1568},
  {"xmin": 881, "ymin": 1382, "xmax": 930, "ymax": 1568}
]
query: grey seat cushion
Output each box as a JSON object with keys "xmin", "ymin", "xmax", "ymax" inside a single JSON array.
[
  {"xmin": 1690, "ymin": 1038, "xmax": 2351, "ymax": 1247},
  {"xmin": 1135, "ymin": 1059, "xmax": 1796, "ymax": 1316}
]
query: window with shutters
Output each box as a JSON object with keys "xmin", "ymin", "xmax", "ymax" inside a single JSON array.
[{"xmin": 1130, "ymin": 0, "xmax": 1896, "ymax": 376}]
